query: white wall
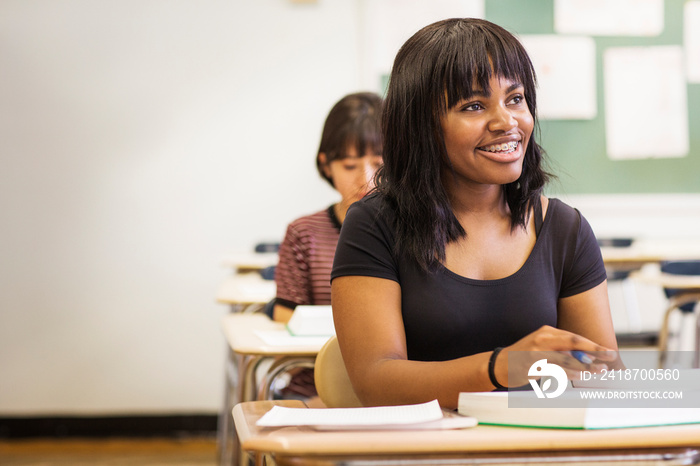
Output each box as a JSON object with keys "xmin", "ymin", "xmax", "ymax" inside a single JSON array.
[
  {"xmin": 1, "ymin": 0, "xmax": 698, "ymax": 416},
  {"xmin": 0, "ymin": 0, "xmax": 362, "ymax": 415}
]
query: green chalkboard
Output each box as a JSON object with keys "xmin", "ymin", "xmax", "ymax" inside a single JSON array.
[{"xmin": 485, "ymin": 0, "xmax": 699, "ymax": 194}]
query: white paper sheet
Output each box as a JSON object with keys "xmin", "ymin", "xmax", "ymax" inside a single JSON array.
[
  {"xmin": 604, "ymin": 46, "xmax": 688, "ymax": 160},
  {"xmin": 254, "ymin": 330, "xmax": 330, "ymax": 347},
  {"xmin": 686, "ymin": 1, "xmax": 700, "ymax": 82},
  {"xmin": 554, "ymin": 0, "xmax": 664, "ymax": 36},
  {"xmin": 519, "ymin": 35, "xmax": 596, "ymax": 120},
  {"xmin": 256, "ymin": 399, "xmax": 477, "ymax": 430}
]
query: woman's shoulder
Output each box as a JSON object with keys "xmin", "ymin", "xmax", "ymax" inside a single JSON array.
[
  {"xmin": 347, "ymin": 192, "xmax": 396, "ymax": 223},
  {"xmin": 546, "ymin": 197, "xmax": 579, "ymax": 222},
  {"xmin": 544, "ymin": 197, "xmax": 594, "ymax": 237}
]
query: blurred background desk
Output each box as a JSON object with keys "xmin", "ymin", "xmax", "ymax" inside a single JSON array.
[
  {"xmin": 631, "ymin": 266, "xmax": 700, "ymax": 367},
  {"xmin": 600, "ymin": 239, "xmax": 700, "ymax": 270},
  {"xmin": 217, "ymin": 251, "xmax": 277, "ymax": 313},
  {"xmin": 600, "ymin": 238, "xmax": 700, "ymax": 346},
  {"xmin": 218, "ymin": 313, "xmax": 328, "ymax": 466}
]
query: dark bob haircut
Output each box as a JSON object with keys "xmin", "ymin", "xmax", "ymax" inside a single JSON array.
[
  {"xmin": 376, "ymin": 18, "xmax": 550, "ymax": 271},
  {"xmin": 316, "ymin": 92, "xmax": 383, "ymax": 187}
]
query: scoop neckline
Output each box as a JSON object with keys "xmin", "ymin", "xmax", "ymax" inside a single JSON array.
[{"xmin": 439, "ymin": 198, "xmax": 556, "ymax": 285}]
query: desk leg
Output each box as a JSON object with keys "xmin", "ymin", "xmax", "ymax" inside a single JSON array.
[
  {"xmin": 659, "ymin": 293, "xmax": 700, "ymax": 368},
  {"xmin": 218, "ymin": 347, "xmax": 238, "ymax": 466},
  {"xmin": 695, "ymin": 304, "xmax": 700, "ymax": 368},
  {"xmin": 235, "ymin": 355, "xmax": 266, "ymax": 466},
  {"xmin": 239, "ymin": 355, "xmax": 266, "ymax": 404},
  {"xmin": 257, "ymin": 357, "xmax": 316, "ymax": 400},
  {"xmin": 220, "ymin": 351, "xmax": 265, "ymax": 466}
]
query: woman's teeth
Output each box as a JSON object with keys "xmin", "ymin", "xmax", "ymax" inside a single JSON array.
[{"xmin": 480, "ymin": 141, "xmax": 518, "ymax": 153}]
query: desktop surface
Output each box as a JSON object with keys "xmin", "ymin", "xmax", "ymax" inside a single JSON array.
[{"xmin": 234, "ymin": 400, "xmax": 700, "ymax": 465}]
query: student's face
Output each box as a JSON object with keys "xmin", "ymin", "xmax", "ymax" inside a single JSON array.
[
  {"xmin": 323, "ymin": 146, "xmax": 382, "ymax": 207},
  {"xmin": 440, "ymin": 75, "xmax": 533, "ymax": 190}
]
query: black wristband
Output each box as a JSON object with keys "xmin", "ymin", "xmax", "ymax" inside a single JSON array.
[{"xmin": 488, "ymin": 347, "xmax": 507, "ymax": 390}]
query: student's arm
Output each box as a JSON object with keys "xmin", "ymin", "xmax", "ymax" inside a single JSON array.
[
  {"xmin": 557, "ymin": 280, "xmax": 623, "ymax": 369},
  {"xmin": 332, "ymin": 276, "xmax": 618, "ymax": 409},
  {"xmin": 557, "ymin": 281, "xmax": 618, "ymax": 350},
  {"xmin": 273, "ymin": 303, "xmax": 294, "ymax": 323},
  {"xmin": 332, "ymin": 275, "xmax": 493, "ymax": 408}
]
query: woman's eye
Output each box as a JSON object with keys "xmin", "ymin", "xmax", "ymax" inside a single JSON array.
[
  {"xmin": 508, "ymin": 94, "xmax": 525, "ymax": 105},
  {"xmin": 461, "ymin": 103, "xmax": 483, "ymax": 112},
  {"xmin": 343, "ymin": 164, "xmax": 358, "ymax": 170}
]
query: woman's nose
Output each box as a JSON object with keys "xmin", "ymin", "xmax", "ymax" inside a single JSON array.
[{"xmin": 489, "ymin": 105, "xmax": 517, "ymax": 132}]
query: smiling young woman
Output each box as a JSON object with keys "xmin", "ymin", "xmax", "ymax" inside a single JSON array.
[{"xmin": 330, "ymin": 18, "xmax": 619, "ymax": 409}]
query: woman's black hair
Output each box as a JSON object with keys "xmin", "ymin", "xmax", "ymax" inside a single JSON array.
[
  {"xmin": 316, "ymin": 92, "xmax": 383, "ymax": 187},
  {"xmin": 376, "ymin": 18, "xmax": 551, "ymax": 271}
]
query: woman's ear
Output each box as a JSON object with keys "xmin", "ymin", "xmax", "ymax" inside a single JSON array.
[{"xmin": 318, "ymin": 152, "xmax": 332, "ymax": 178}]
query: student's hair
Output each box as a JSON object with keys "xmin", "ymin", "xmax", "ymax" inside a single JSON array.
[
  {"xmin": 316, "ymin": 92, "xmax": 383, "ymax": 187},
  {"xmin": 376, "ymin": 18, "xmax": 550, "ymax": 271}
]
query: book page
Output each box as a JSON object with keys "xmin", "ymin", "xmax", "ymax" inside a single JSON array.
[
  {"xmin": 286, "ymin": 305, "xmax": 335, "ymax": 336},
  {"xmin": 256, "ymin": 399, "xmax": 475, "ymax": 430},
  {"xmin": 253, "ymin": 330, "xmax": 330, "ymax": 347}
]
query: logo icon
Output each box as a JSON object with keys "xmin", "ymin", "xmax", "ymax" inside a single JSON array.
[{"xmin": 528, "ymin": 359, "xmax": 568, "ymax": 399}]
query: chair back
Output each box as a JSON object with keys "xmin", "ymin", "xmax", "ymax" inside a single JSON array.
[
  {"xmin": 314, "ymin": 336, "xmax": 363, "ymax": 408},
  {"xmin": 661, "ymin": 260, "xmax": 700, "ymax": 313}
]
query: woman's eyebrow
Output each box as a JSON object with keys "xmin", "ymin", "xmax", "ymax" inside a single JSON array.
[
  {"xmin": 507, "ymin": 82, "xmax": 524, "ymax": 93},
  {"xmin": 465, "ymin": 82, "xmax": 524, "ymax": 99}
]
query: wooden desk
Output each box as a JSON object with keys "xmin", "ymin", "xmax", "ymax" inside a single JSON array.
[
  {"xmin": 216, "ymin": 272, "xmax": 276, "ymax": 312},
  {"xmin": 221, "ymin": 252, "xmax": 279, "ymax": 273},
  {"xmin": 601, "ymin": 239, "xmax": 700, "ymax": 337},
  {"xmin": 631, "ymin": 267, "xmax": 700, "ymax": 368},
  {"xmin": 217, "ymin": 252, "xmax": 277, "ymax": 312},
  {"xmin": 601, "ymin": 239, "xmax": 700, "ymax": 269},
  {"xmin": 233, "ymin": 400, "xmax": 700, "ymax": 466},
  {"xmin": 219, "ymin": 314, "xmax": 329, "ymax": 466}
]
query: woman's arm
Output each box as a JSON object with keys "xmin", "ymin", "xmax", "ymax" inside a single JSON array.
[
  {"xmin": 332, "ymin": 275, "xmax": 495, "ymax": 408},
  {"xmin": 333, "ymin": 276, "xmax": 618, "ymax": 409},
  {"xmin": 273, "ymin": 303, "xmax": 294, "ymax": 323},
  {"xmin": 557, "ymin": 281, "xmax": 618, "ymax": 351}
]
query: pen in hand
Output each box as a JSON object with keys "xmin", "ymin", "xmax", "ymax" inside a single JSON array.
[{"xmin": 570, "ymin": 350, "xmax": 593, "ymax": 364}]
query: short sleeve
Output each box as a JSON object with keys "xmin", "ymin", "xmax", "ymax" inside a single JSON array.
[
  {"xmin": 275, "ymin": 223, "xmax": 311, "ymax": 306},
  {"xmin": 331, "ymin": 197, "xmax": 399, "ymax": 283},
  {"xmin": 559, "ymin": 211, "xmax": 607, "ymax": 298}
]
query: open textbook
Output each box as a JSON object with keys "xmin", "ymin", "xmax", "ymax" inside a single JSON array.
[
  {"xmin": 286, "ymin": 305, "xmax": 335, "ymax": 336},
  {"xmin": 458, "ymin": 390, "xmax": 700, "ymax": 430},
  {"xmin": 257, "ymin": 399, "xmax": 477, "ymax": 431}
]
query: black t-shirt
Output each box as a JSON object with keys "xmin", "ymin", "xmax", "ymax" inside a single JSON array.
[{"xmin": 331, "ymin": 194, "xmax": 606, "ymax": 362}]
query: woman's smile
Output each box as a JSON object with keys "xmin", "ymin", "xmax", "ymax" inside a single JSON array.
[{"xmin": 477, "ymin": 140, "xmax": 522, "ymax": 163}]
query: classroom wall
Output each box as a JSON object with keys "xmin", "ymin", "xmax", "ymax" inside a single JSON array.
[
  {"xmin": 0, "ymin": 0, "xmax": 698, "ymax": 416},
  {"xmin": 0, "ymin": 0, "xmax": 360, "ymax": 415}
]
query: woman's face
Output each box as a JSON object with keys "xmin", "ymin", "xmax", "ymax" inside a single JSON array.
[
  {"xmin": 440, "ymin": 74, "xmax": 534, "ymax": 190},
  {"xmin": 323, "ymin": 146, "xmax": 382, "ymax": 207}
]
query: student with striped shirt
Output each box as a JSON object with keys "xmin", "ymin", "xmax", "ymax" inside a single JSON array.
[
  {"xmin": 273, "ymin": 92, "xmax": 383, "ymax": 323},
  {"xmin": 272, "ymin": 92, "xmax": 383, "ymax": 399}
]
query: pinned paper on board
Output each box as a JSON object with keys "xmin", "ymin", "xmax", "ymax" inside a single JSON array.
[
  {"xmin": 519, "ymin": 35, "xmax": 596, "ymax": 120},
  {"xmin": 554, "ymin": 0, "xmax": 664, "ymax": 36},
  {"xmin": 686, "ymin": 1, "xmax": 700, "ymax": 83},
  {"xmin": 360, "ymin": 0, "xmax": 485, "ymax": 91},
  {"xmin": 603, "ymin": 46, "xmax": 688, "ymax": 160}
]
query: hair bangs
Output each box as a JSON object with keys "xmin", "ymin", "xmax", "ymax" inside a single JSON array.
[{"xmin": 442, "ymin": 22, "xmax": 537, "ymax": 113}]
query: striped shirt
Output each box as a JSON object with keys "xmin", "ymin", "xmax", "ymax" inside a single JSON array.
[{"xmin": 275, "ymin": 206, "xmax": 342, "ymax": 309}]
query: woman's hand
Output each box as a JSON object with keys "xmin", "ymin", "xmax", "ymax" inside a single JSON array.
[{"xmin": 493, "ymin": 325, "xmax": 619, "ymax": 388}]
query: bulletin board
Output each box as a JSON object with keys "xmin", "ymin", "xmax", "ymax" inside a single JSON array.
[{"xmin": 485, "ymin": 0, "xmax": 700, "ymax": 194}]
